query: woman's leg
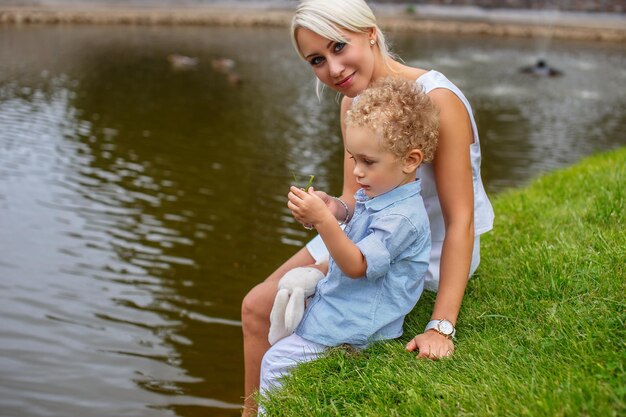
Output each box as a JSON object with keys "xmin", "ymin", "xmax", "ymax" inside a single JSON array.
[{"xmin": 241, "ymin": 246, "xmax": 316, "ymax": 416}]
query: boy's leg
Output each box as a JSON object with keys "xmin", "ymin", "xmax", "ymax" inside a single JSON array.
[
  {"xmin": 259, "ymin": 333, "xmax": 326, "ymax": 396},
  {"xmin": 241, "ymin": 247, "xmax": 316, "ymax": 416}
]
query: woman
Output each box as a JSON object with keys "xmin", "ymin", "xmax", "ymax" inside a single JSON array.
[{"xmin": 241, "ymin": 0, "xmax": 494, "ymax": 414}]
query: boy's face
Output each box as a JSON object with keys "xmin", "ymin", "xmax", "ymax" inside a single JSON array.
[{"xmin": 345, "ymin": 125, "xmax": 414, "ymax": 198}]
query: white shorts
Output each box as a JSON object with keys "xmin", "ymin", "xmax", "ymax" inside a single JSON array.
[
  {"xmin": 306, "ymin": 235, "xmax": 481, "ymax": 292},
  {"xmin": 260, "ymin": 333, "xmax": 325, "ymax": 395}
]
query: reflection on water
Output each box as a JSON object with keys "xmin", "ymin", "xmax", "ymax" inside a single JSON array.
[{"xmin": 0, "ymin": 25, "xmax": 624, "ymax": 417}]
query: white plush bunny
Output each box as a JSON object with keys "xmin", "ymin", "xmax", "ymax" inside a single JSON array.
[{"xmin": 268, "ymin": 266, "xmax": 325, "ymax": 345}]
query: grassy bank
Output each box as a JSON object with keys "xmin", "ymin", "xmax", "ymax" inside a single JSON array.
[{"xmin": 259, "ymin": 147, "xmax": 626, "ymax": 416}]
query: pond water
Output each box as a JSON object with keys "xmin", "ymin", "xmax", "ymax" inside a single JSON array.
[{"xmin": 0, "ymin": 24, "xmax": 624, "ymax": 417}]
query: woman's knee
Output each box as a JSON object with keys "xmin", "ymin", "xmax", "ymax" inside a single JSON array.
[
  {"xmin": 241, "ymin": 248, "xmax": 315, "ymax": 318},
  {"xmin": 242, "ymin": 248, "xmax": 315, "ymax": 324},
  {"xmin": 242, "ymin": 281, "xmax": 278, "ymax": 332}
]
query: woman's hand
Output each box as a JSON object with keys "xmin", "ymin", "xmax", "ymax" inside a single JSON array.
[
  {"xmin": 405, "ymin": 330, "xmax": 454, "ymax": 360},
  {"xmin": 312, "ymin": 189, "xmax": 332, "ymax": 208},
  {"xmin": 288, "ymin": 186, "xmax": 334, "ymax": 228}
]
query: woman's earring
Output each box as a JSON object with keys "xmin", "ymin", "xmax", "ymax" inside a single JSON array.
[{"xmin": 370, "ymin": 39, "xmax": 376, "ymax": 46}]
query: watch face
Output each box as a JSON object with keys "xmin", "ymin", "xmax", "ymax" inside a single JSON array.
[{"xmin": 438, "ymin": 320, "xmax": 454, "ymax": 335}]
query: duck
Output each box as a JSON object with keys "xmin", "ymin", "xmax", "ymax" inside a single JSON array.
[
  {"xmin": 211, "ymin": 58, "xmax": 236, "ymax": 74},
  {"xmin": 227, "ymin": 72, "xmax": 243, "ymax": 86},
  {"xmin": 167, "ymin": 54, "xmax": 198, "ymax": 71},
  {"xmin": 520, "ymin": 59, "xmax": 563, "ymax": 77}
]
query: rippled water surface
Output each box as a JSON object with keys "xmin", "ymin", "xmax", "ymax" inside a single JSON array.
[{"xmin": 0, "ymin": 25, "xmax": 624, "ymax": 417}]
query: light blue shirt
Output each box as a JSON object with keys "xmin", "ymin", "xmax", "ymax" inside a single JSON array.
[{"xmin": 296, "ymin": 180, "xmax": 431, "ymax": 347}]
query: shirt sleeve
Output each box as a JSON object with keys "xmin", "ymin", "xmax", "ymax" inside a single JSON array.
[{"xmin": 354, "ymin": 214, "xmax": 421, "ymax": 281}]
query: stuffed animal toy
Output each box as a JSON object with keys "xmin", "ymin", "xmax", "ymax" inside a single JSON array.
[{"xmin": 268, "ymin": 266, "xmax": 326, "ymax": 345}]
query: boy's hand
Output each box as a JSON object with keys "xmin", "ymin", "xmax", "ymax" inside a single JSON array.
[{"xmin": 288, "ymin": 186, "xmax": 334, "ymax": 228}]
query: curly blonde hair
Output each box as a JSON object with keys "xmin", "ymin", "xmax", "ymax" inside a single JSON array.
[{"xmin": 345, "ymin": 77, "xmax": 439, "ymax": 163}]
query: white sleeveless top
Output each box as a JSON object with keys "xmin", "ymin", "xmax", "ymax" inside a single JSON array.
[{"xmin": 416, "ymin": 70, "xmax": 494, "ymax": 241}]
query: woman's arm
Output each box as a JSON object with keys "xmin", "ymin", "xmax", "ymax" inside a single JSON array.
[
  {"xmin": 430, "ymin": 88, "xmax": 475, "ymax": 325},
  {"xmin": 338, "ymin": 96, "xmax": 361, "ymax": 213},
  {"xmin": 406, "ymin": 88, "xmax": 475, "ymax": 359},
  {"xmin": 305, "ymin": 97, "xmax": 360, "ymax": 226}
]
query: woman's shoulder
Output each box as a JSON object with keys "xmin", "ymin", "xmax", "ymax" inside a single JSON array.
[
  {"xmin": 395, "ymin": 65, "xmax": 429, "ymax": 83},
  {"xmin": 415, "ymin": 70, "xmax": 452, "ymax": 90},
  {"xmin": 340, "ymin": 95, "xmax": 358, "ymax": 119},
  {"xmin": 415, "ymin": 71, "xmax": 468, "ymax": 114},
  {"xmin": 340, "ymin": 95, "xmax": 353, "ymax": 112}
]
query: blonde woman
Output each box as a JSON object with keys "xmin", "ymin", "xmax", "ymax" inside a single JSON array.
[{"xmin": 241, "ymin": 0, "xmax": 494, "ymax": 414}]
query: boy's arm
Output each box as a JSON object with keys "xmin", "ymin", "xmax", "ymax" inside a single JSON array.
[{"xmin": 314, "ymin": 215, "xmax": 366, "ymax": 279}]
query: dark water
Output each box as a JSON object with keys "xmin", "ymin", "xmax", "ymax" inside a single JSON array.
[{"xmin": 0, "ymin": 25, "xmax": 624, "ymax": 417}]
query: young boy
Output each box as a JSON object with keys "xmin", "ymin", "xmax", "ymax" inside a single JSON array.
[{"xmin": 260, "ymin": 77, "xmax": 439, "ymax": 394}]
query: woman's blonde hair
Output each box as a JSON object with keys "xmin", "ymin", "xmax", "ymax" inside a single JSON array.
[
  {"xmin": 291, "ymin": 0, "xmax": 394, "ymax": 97},
  {"xmin": 345, "ymin": 77, "xmax": 439, "ymax": 163}
]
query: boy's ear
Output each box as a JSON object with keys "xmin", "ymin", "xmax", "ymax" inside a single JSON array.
[{"xmin": 402, "ymin": 149, "xmax": 424, "ymax": 174}]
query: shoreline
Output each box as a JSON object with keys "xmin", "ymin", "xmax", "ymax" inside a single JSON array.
[{"xmin": 1, "ymin": 2, "xmax": 625, "ymax": 42}]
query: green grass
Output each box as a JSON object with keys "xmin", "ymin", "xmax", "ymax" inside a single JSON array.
[{"xmin": 259, "ymin": 147, "xmax": 626, "ymax": 416}]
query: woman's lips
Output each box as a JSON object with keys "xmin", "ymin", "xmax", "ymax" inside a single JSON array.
[{"xmin": 335, "ymin": 72, "xmax": 355, "ymax": 89}]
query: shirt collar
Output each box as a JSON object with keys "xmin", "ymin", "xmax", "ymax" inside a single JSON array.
[{"xmin": 355, "ymin": 180, "xmax": 422, "ymax": 212}]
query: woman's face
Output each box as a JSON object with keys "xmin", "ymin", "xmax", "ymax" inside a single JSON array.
[{"xmin": 295, "ymin": 27, "xmax": 377, "ymax": 98}]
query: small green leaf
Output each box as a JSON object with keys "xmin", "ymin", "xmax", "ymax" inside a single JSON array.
[{"xmin": 305, "ymin": 175, "xmax": 315, "ymax": 192}]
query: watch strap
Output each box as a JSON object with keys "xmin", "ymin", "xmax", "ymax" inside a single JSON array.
[{"xmin": 424, "ymin": 319, "xmax": 456, "ymax": 339}]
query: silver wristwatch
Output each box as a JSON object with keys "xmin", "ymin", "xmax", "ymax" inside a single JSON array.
[{"xmin": 424, "ymin": 319, "xmax": 456, "ymax": 339}]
